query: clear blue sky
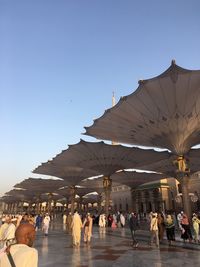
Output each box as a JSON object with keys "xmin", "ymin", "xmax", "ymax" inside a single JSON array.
[{"xmin": 0, "ymin": 0, "xmax": 200, "ymax": 196}]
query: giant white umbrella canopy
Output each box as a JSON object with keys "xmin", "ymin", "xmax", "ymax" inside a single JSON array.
[
  {"xmin": 33, "ymin": 165, "xmax": 99, "ymax": 186},
  {"xmin": 80, "ymin": 171, "xmax": 170, "ymax": 213},
  {"xmin": 55, "ymin": 187, "xmax": 95, "ymax": 198},
  {"xmin": 14, "ymin": 178, "xmax": 67, "ymax": 213},
  {"xmin": 14, "ymin": 178, "xmax": 66, "ymax": 193},
  {"xmin": 33, "ymin": 139, "xmax": 171, "ymax": 216},
  {"xmin": 56, "ymin": 186, "xmax": 100, "ymax": 212},
  {"xmin": 5, "ymin": 189, "xmax": 36, "ymax": 202},
  {"xmin": 0, "ymin": 195, "xmax": 19, "ymax": 205},
  {"xmin": 2, "ymin": 190, "xmax": 33, "ymax": 213},
  {"xmin": 84, "ymin": 61, "xmax": 200, "ymax": 156},
  {"xmin": 139, "ymin": 148, "xmax": 200, "ymax": 176},
  {"xmin": 79, "ymin": 177, "xmax": 120, "ymax": 213},
  {"xmin": 84, "ymin": 61, "xmax": 200, "ymax": 218},
  {"xmin": 110, "ymin": 170, "xmax": 171, "ymax": 189},
  {"xmin": 82, "ymin": 194, "xmax": 100, "ymax": 211},
  {"xmin": 33, "ymin": 165, "xmax": 100, "ymax": 214},
  {"xmin": 35, "ymin": 139, "xmax": 171, "ymax": 176}
]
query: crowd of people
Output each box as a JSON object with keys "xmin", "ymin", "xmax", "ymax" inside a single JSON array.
[
  {"xmin": 61, "ymin": 209, "xmax": 200, "ymax": 248},
  {"xmin": 0, "ymin": 209, "xmax": 200, "ymax": 266},
  {"xmin": 147, "ymin": 211, "xmax": 200, "ymax": 248},
  {"xmin": 0, "ymin": 213, "xmax": 51, "ymax": 248},
  {"xmin": 0, "ymin": 212, "xmax": 52, "ymax": 267}
]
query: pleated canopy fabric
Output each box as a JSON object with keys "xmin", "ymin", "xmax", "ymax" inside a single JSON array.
[
  {"xmin": 85, "ymin": 61, "xmax": 200, "ymax": 155},
  {"xmin": 33, "ymin": 165, "xmax": 99, "ymax": 186},
  {"xmin": 0, "ymin": 195, "xmax": 19, "ymax": 203},
  {"xmin": 139, "ymin": 148, "xmax": 200, "ymax": 177},
  {"xmin": 79, "ymin": 177, "xmax": 121, "ymax": 191},
  {"xmin": 40, "ymin": 193, "xmax": 63, "ymax": 202},
  {"xmin": 79, "ymin": 178, "xmax": 106, "ymax": 189},
  {"xmin": 56, "ymin": 187, "xmax": 99, "ymax": 198},
  {"xmin": 82, "ymin": 194, "xmax": 99, "ymax": 204},
  {"xmin": 5, "ymin": 189, "xmax": 36, "ymax": 201},
  {"xmin": 110, "ymin": 170, "xmax": 170, "ymax": 189},
  {"xmin": 34, "ymin": 139, "xmax": 171, "ymax": 177},
  {"xmin": 14, "ymin": 178, "xmax": 66, "ymax": 195}
]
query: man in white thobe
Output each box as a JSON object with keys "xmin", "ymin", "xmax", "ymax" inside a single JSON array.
[
  {"xmin": 43, "ymin": 214, "xmax": 51, "ymax": 236},
  {"xmin": 71, "ymin": 211, "xmax": 82, "ymax": 247},
  {"xmin": 1, "ymin": 218, "xmax": 17, "ymax": 247},
  {"xmin": 0, "ymin": 216, "xmax": 10, "ymax": 248}
]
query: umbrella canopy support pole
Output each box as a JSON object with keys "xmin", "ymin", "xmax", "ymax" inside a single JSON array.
[
  {"xmin": 70, "ymin": 187, "xmax": 76, "ymax": 215},
  {"xmin": 79, "ymin": 196, "xmax": 83, "ymax": 212},
  {"xmin": 103, "ymin": 176, "xmax": 112, "ymax": 220},
  {"xmin": 47, "ymin": 193, "xmax": 53, "ymax": 214},
  {"xmin": 180, "ymin": 175, "xmax": 191, "ymax": 220},
  {"xmin": 97, "ymin": 194, "xmax": 102, "ymax": 214}
]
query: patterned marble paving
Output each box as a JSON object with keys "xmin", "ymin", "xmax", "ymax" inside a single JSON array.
[{"xmin": 34, "ymin": 222, "xmax": 200, "ymax": 267}]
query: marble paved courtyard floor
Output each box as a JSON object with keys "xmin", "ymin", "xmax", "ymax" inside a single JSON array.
[{"xmin": 35, "ymin": 222, "xmax": 200, "ymax": 267}]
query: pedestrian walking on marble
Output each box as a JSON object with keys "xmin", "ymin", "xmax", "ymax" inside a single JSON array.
[
  {"xmin": 129, "ymin": 212, "xmax": 139, "ymax": 248},
  {"xmin": 83, "ymin": 213, "xmax": 93, "ymax": 244}
]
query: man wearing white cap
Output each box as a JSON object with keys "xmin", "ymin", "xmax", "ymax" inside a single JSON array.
[
  {"xmin": 0, "ymin": 216, "xmax": 10, "ymax": 248},
  {"xmin": 1, "ymin": 217, "xmax": 17, "ymax": 247}
]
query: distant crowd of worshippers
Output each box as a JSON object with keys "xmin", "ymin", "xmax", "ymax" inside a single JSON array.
[
  {"xmin": 0, "ymin": 213, "xmax": 51, "ymax": 249},
  {"xmin": 1, "ymin": 209, "xmax": 200, "ymax": 254},
  {"xmin": 62, "ymin": 210, "xmax": 200, "ymax": 248},
  {"xmin": 127, "ymin": 210, "xmax": 200, "ymax": 247}
]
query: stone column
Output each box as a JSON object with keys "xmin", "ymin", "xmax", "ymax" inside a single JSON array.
[
  {"xmin": 52, "ymin": 200, "xmax": 57, "ymax": 217},
  {"xmin": 10, "ymin": 203, "xmax": 13, "ymax": 213},
  {"xmin": 47, "ymin": 193, "xmax": 54, "ymax": 214},
  {"xmin": 16, "ymin": 202, "xmax": 20, "ymax": 213},
  {"xmin": 180, "ymin": 175, "xmax": 191, "ymax": 219},
  {"xmin": 38, "ymin": 201, "xmax": 42, "ymax": 213},
  {"xmin": 103, "ymin": 176, "xmax": 112, "ymax": 219},
  {"xmin": 85, "ymin": 204, "xmax": 88, "ymax": 211},
  {"xmin": 14, "ymin": 202, "xmax": 18, "ymax": 213},
  {"xmin": 79, "ymin": 196, "xmax": 83, "ymax": 212},
  {"xmin": 7, "ymin": 203, "xmax": 11, "ymax": 212},
  {"xmin": 141, "ymin": 191, "xmax": 147, "ymax": 213},
  {"xmin": 27, "ymin": 201, "xmax": 32, "ymax": 213},
  {"xmin": 4, "ymin": 202, "xmax": 7, "ymax": 213},
  {"xmin": 64, "ymin": 197, "xmax": 69, "ymax": 213},
  {"xmin": 19, "ymin": 201, "xmax": 24, "ymax": 212},
  {"xmin": 174, "ymin": 156, "xmax": 191, "ymax": 219},
  {"xmin": 70, "ymin": 186, "xmax": 76, "ymax": 214},
  {"xmin": 135, "ymin": 202, "xmax": 139, "ymax": 213},
  {"xmin": 36, "ymin": 198, "xmax": 41, "ymax": 214},
  {"xmin": 149, "ymin": 191, "xmax": 155, "ymax": 212},
  {"xmin": 97, "ymin": 194, "xmax": 102, "ymax": 213}
]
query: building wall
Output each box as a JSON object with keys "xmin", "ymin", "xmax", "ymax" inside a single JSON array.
[
  {"xmin": 111, "ymin": 176, "xmax": 200, "ymax": 215},
  {"xmin": 111, "ymin": 185, "xmax": 132, "ymax": 213},
  {"xmin": 188, "ymin": 174, "xmax": 200, "ymax": 211}
]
